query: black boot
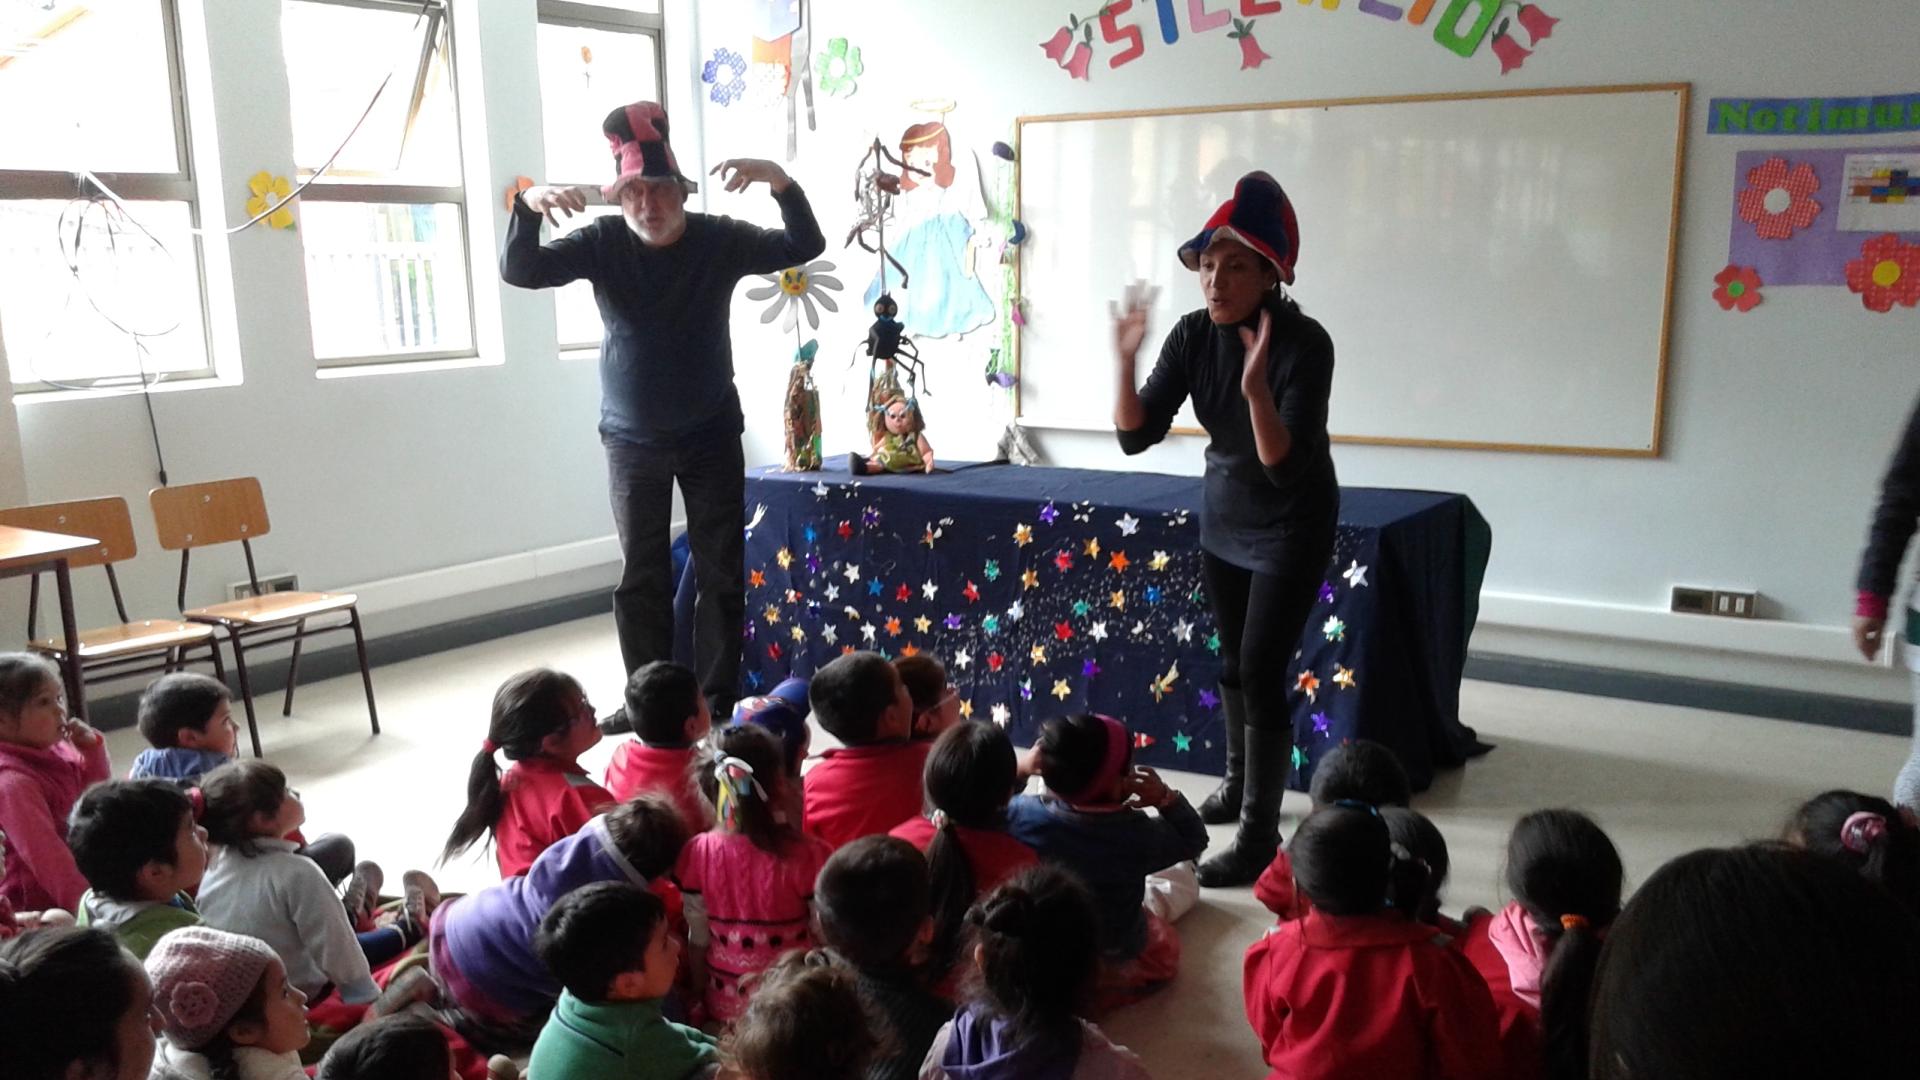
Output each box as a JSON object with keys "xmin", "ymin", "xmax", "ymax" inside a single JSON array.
[
  {"xmin": 1197, "ymin": 724, "xmax": 1291, "ymax": 888},
  {"xmin": 1197, "ymin": 686, "xmax": 1247, "ymax": 825}
]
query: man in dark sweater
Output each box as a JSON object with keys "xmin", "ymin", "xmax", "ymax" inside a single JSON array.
[{"xmin": 502, "ymin": 101, "xmax": 825, "ymax": 719}]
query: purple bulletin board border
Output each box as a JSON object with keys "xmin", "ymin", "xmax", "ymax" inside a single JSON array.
[{"xmin": 1729, "ymin": 145, "xmax": 1920, "ymax": 287}]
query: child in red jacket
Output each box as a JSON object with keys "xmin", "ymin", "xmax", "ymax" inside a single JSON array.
[
  {"xmin": 1244, "ymin": 802, "xmax": 1503, "ymax": 1080},
  {"xmin": 801, "ymin": 652, "xmax": 924, "ymax": 850},
  {"xmin": 602, "ymin": 662, "xmax": 714, "ymax": 836},
  {"xmin": 1254, "ymin": 740, "xmax": 1411, "ymax": 921}
]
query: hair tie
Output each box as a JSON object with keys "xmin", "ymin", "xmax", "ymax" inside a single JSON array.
[
  {"xmin": 481, "ymin": 738, "xmax": 497, "ymax": 754},
  {"xmin": 1559, "ymin": 914, "xmax": 1590, "ymax": 932},
  {"xmin": 186, "ymin": 787, "xmax": 206, "ymax": 822},
  {"xmin": 1333, "ymin": 799, "xmax": 1380, "ymax": 817},
  {"xmin": 1842, "ymin": 811, "xmax": 1889, "ymax": 854},
  {"xmin": 713, "ymin": 754, "xmax": 769, "ymax": 831},
  {"xmin": 930, "ymin": 808, "xmax": 951, "ymax": 830}
]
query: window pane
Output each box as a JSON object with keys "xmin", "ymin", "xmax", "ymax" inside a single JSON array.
[
  {"xmin": 553, "ymin": 207, "xmax": 619, "ymax": 347},
  {"xmin": 282, "ymin": 0, "xmax": 460, "ymax": 186},
  {"xmin": 537, "ymin": 21, "xmax": 658, "ymax": 186},
  {"xmin": 300, "ymin": 202, "xmax": 473, "ymax": 361},
  {"xmin": 0, "ymin": 0, "xmax": 180, "ymax": 172},
  {"xmin": 0, "ymin": 200, "xmax": 208, "ymax": 386}
]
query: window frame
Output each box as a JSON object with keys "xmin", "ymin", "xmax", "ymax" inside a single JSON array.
[
  {"xmin": 535, "ymin": 0, "xmax": 665, "ymax": 352},
  {"xmin": 0, "ymin": 0, "xmax": 215, "ymax": 392},
  {"xmin": 287, "ymin": 0, "xmax": 480, "ymax": 369}
]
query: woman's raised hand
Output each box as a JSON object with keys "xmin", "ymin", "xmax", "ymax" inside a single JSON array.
[
  {"xmin": 1239, "ymin": 308, "xmax": 1273, "ymax": 399},
  {"xmin": 1110, "ymin": 280, "xmax": 1159, "ymax": 361}
]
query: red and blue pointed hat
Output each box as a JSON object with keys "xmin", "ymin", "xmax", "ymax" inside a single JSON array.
[{"xmin": 1178, "ymin": 171, "xmax": 1299, "ymax": 285}]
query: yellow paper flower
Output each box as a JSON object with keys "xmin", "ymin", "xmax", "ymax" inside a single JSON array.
[{"xmin": 245, "ymin": 171, "xmax": 296, "ymax": 230}]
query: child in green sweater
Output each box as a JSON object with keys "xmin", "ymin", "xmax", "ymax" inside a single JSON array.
[
  {"xmin": 528, "ymin": 881, "xmax": 720, "ymax": 1080},
  {"xmin": 68, "ymin": 779, "xmax": 207, "ymax": 958}
]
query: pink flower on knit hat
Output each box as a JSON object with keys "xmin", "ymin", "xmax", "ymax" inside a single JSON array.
[{"xmin": 169, "ymin": 982, "xmax": 222, "ymax": 1030}]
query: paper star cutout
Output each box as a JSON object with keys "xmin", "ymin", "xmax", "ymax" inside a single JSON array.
[
  {"xmin": 894, "ymin": 584, "xmax": 911, "ymax": 603},
  {"xmin": 1052, "ymin": 679, "xmax": 1071, "ymax": 700},
  {"xmin": 1054, "ymin": 622, "xmax": 1074, "ymax": 642},
  {"xmin": 1149, "ymin": 550, "xmax": 1171, "ymax": 571},
  {"xmin": 1172, "ymin": 619, "xmax": 1194, "ymax": 642},
  {"xmin": 843, "ymin": 606, "xmax": 862, "ymax": 622},
  {"xmin": 1206, "ymin": 632, "xmax": 1222, "ymax": 654},
  {"xmin": 960, "ymin": 699, "xmax": 974, "ymax": 719},
  {"xmin": 763, "ymin": 604, "xmax": 781, "ymax": 624},
  {"xmin": 955, "ymin": 648, "xmax": 973, "ymax": 671},
  {"xmin": 1296, "ymin": 671, "xmax": 1320, "ymax": 703},
  {"xmin": 963, "ymin": 581, "xmax": 981, "ymax": 603},
  {"xmin": 1312, "ymin": 711, "xmax": 1331, "ymax": 735},
  {"xmin": 837, "ymin": 521, "xmax": 853, "ymax": 540},
  {"xmin": 900, "ymin": 644, "xmax": 921, "ymax": 658},
  {"xmin": 843, "ymin": 564, "xmax": 861, "ymax": 582},
  {"xmin": 750, "ymin": 569, "xmax": 766, "ymax": 588},
  {"xmin": 824, "ymin": 583, "xmax": 840, "ymax": 602},
  {"xmin": 987, "ymin": 652, "xmax": 1005, "ymax": 672},
  {"xmin": 1198, "ymin": 689, "xmax": 1220, "ymax": 709},
  {"xmin": 1318, "ymin": 581, "xmax": 1336, "ymax": 604},
  {"xmin": 944, "ymin": 613, "xmax": 964, "ymax": 630},
  {"xmin": 1089, "ymin": 621, "xmax": 1109, "ymax": 641},
  {"xmin": 868, "ymin": 579, "xmax": 884, "ymax": 597},
  {"xmin": 922, "ymin": 524, "xmax": 941, "ymax": 548},
  {"xmin": 1109, "ymin": 551, "xmax": 1131, "ymax": 572},
  {"xmin": 785, "ymin": 589, "xmax": 802, "ymax": 605},
  {"xmin": 1116, "ymin": 513, "xmax": 1140, "ymax": 536},
  {"xmin": 1082, "ymin": 658, "xmax": 1100, "ymax": 677},
  {"xmin": 1322, "ymin": 616, "xmax": 1346, "ymax": 642},
  {"xmin": 747, "ymin": 670, "xmax": 763, "ymax": 689},
  {"xmin": 1020, "ymin": 679, "xmax": 1033, "ymax": 701},
  {"xmin": 983, "ymin": 560, "xmax": 1002, "ymax": 582},
  {"xmin": 1030, "ymin": 644, "xmax": 1049, "ymax": 664},
  {"xmin": 1333, "ymin": 666, "xmax": 1357, "ymax": 691},
  {"xmin": 1021, "ymin": 569, "xmax": 1040, "ymax": 591},
  {"xmin": 1145, "ymin": 586, "xmax": 1162, "ymax": 604},
  {"xmin": 862, "ymin": 506, "xmax": 881, "ymax": 527},
  {"xmin": 822, "ymin": 624, "xmax": 838, "ymax": 645},
  {"xmin": 811, "ymin": 482, "xmax": 829, "ymax": 498},
  {"xmin": 1131, "ymin": 621, "xmax": 1147, "ymax": 636},
  {"xmin": 1038, "ymin": 502, "xmax": 1060, "ymax": 525},
  {"xmin": 991, "ymin": 703, "xmax": 1010, "ymax": 727},
  {"xmin": 1013, "ymin": 524, "xmax": 1034, "ymax": 547},
  {"xmin": 1110, "ymin": 591, "xmax": 1127, "ymax": 610},
  {"xmin": 1172, "ymin": 732, "xmax": 1193, "ymax": 752},
  {"xmin": 861, "ymin": 622, "xmax": 878, "ymax": 643},
  {"xmin": 914, "ymin": 615, "xmax": 932, "ymax": 633},
  {"xmin": 1343, "ymin": 561, "xmax": 1370, "ymax": 589},
  {"xmin": 1292, "ymin": 745, "xmax": 1309, "ymax": 770},
  {"xmin": 804, "ymin": 524, "xmax": 819, "ymax": 544},
  {"xmin": 1054, "ymin": 550, "xmax": 1074, "ymax": 572},
  {"xmin": 983, "ymin": 614, "xmax": 1001, "ymax": 635},
  {"xmin": 1007, "ymin": 600, "xmax": 1025, "ymax": 622},
  {"xmin": 922, "ymin": 580, "xmax": 939, "ymax": 601},
  {"xmin": 1084, "ymin": 537, "xmax": 1102, "ymax": 558},
  {"xmin": 805, "ymin": 553, "xmax": 821, "ymax": 574},
  {"xmin": 790, "ymin": 623, "xmax": 807, "ymax": 643},
  {"xmin": 776, "ymin": 548, "xmax": 793, "ymax": 570}
]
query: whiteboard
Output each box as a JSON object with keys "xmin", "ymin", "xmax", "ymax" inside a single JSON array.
[{"xmin": 1014, "ymin": 85, "xmax": 1687, "ymax": 456}]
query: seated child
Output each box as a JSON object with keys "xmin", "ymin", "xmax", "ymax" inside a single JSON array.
[
  {"xmin": 0, "ymin": 652, "xmax": 111, "ymax": 912},
  {"xmin": 731, "ymin": 679, "xmax": 812, "ymax": 776},
  {"xmin": 0, "ymin": 829, "xmax": 75, "ymax": 938},
  {"xmin": 803, "ymin": 652, "xmax": 925, "ymax": 850},
  {"xmin": 130, "ymin": 673, "xmax": 241, "ymax": 785},
  {"xmin": 1254, "ymin": 738, "xmax": 1411, "ymax": 921},
  {"xmin": 442, "ymin": 668, "xmax": 614, "ymax": 878},
  {"xmin": 528, "ymin": 881, "xmax": 719, "ymax": 1080},
  {"xmin": 0, "ymin": 925, "xmax": 159, "ymax": 1080},
  {"xmin": 316, "ymin": 1013, "xmax": 457, "ymax": 1080},
  {"xmin": 888, "ymin": 721, "xmax": 1038, "ymax": 986},
  {"xmin": 68, "ymin": 779, "xmax": 208, "ymax": 958},
  {"xmin": 428, "ymin": 795, "xmax": 688, "ymax": 1049},
  {"xmin": 146, "ymin": 925, "xmax": 312, "ymax": 1080},
  {"xmin": 922, "ymin": 865, "xmax": 1152, "ymax": 1079},
  {"xmin": 675, "ymin": 724, "xmax": 832, "ymax": 1025},
  {"xmin": 604, "ymin": 662, "xmax": 714, "ymax": 836},
  {"xmin": 813, "ymin": 836, "xmax": 951, "ymax": 1080},
  {"xmin": 894, "ymin": 656, "xmax": 962, "ymax": 743},
  {"xmin": 1243, "ymin": 803, "xmax": 1503, "ymax": 1080},
  {"xmin": 1006, "ymin": 713, "xmax": 1207, "ymax": 1004},
  {"xmin": 1785, "ymin": 789, "xmax": 1920, "ymax": 916},
  {"xmin": 725, "ymin": 952, "xmax": 882, "ymax": 1080},
  {"xmin": 1381, "ymin": 807, "xmax": 1471, "ymax": 938}
]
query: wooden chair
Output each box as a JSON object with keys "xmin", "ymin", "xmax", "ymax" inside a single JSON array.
[
  {"xmin": 149, "ymin": 477, "xmax": 378, "ymax": 757},
  {"xmin": 0, "ymin": 497, "xmax": 225, "ymax": 700}
]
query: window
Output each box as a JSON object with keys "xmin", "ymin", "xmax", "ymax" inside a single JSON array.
[
  {"xmin": 282, "ymin": 0, "xmax": 474, "ymax": 365},
  {"xmin": 0, "ymin": 0, "xmax": 211, "ymax": 389},
  {"xmin": 536, "ymin": 0, "xmax": 663, "ymax": 350}
]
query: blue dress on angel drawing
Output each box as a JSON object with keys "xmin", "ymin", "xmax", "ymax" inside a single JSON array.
[{"xmin": 863, "ymin": 211, "xmax": 996, "ymax": 339}]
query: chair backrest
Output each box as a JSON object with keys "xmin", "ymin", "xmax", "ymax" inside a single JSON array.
[
  {"xmin": 0, "ymin": 497, "xmax": 136, "ymax": 569},
  {"xmin": 150, "ymin": 477, "xmax": 271, "ymax": 551}
]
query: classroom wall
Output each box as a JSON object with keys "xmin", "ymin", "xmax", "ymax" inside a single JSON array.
[{"xmin": 692, "ymin": 0, "xmax": 1920, "ymax": 702}]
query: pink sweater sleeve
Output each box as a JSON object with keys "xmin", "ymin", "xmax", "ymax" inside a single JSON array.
[
  {"xmin": 0, "ymin": 772, "xmax": 90, "ymax": 912},
  {"xmin": 79, "ymin": 736, "xmax": 111, "ymax": 784}
]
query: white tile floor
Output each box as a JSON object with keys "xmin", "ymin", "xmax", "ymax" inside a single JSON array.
[{"xmin": 104, "ymin": 614, "xmax": 1913, "ymax": 1077}]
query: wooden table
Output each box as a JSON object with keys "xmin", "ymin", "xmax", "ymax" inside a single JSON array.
[{"xmin": 0, "ymin": 523, "xmax": 97, "ymax": 724}]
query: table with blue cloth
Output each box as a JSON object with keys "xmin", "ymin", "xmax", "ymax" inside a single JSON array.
[{"xmin": 677, "ymin": 462, "xmax": 1492, "ymax": 792}]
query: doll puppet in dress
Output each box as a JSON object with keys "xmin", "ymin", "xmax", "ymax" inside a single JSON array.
[{"xmin": 850, "ymin": 394, "xmax": 934, "ymax": 475}]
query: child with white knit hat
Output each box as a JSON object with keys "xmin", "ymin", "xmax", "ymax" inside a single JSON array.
[{"xmin": 145, "ymin": 926, "xmax": 311, "ymax": 1080}]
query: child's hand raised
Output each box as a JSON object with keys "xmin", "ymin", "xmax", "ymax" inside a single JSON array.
[
  {"xmin": 61, "ymin": 717, "xmax": 100, "ymax": 750},
  {"xmin": 1124, "ymin": 765, "xmax": 1174, "ymax": 810}
]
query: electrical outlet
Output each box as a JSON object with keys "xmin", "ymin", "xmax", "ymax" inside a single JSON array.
[
  {"xmin": 230, "ymin": 573, "xmax": 300, "ymax": 601},
  {"xmin": 1670, "ymin": 587, "xmax": 1714, "ymax": 615},
  {"xmin": 1712, "ymin": 590, "xmax": 1758, "ymax": 619}
]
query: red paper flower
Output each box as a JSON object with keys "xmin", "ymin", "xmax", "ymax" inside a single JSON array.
[
  {"xmin": 1228, "ymin": 19, "xmax": 1271, "ymax": 70},
  {"xmin": 1737, "ymin": 158, "xmax": 1822, "ymax": 241},
  {"xmin": 1712, "ymin": 265, "xmax": 1763, "ymax": 313},
  {"xmin": 1845, "ymin": 234, "xmax": 1920, "ymax": 313},
  {"xmin": 1491, "ymin": 32, "xmax": 1530, "ymax": 75},
  {"xmin": 1516, "ymin": 4, "xmax": 1558, "ymax": 42},
  {"xmin": 1041, "ymin": 26, "xmax": 1073, "ymax": 64},
  {"xmin": 1065, "ymin": 43, "xmax": 1092, "ymax": 80}
]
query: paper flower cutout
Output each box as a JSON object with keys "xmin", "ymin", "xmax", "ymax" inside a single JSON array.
[
  {"xmin": 1846, "ymin": 234, "xmax": 1920, "ymax": 313},
  {"xmin": 1064, "ymin": 43, "xmax": 1092, "ymax": 80},
  {"xmin": 816, "ymin": 37, "xmax": 863, "ymax": 98},
  {"xmin": 1517, "ymin": 4, "xmax": 1559, "ymax": 41},
  {"xmin": 1712, "ymin": 265, "xmax": 1763, "ymax": 313},
  {"xmin": 1040, "ymin": 26, "xmax": 1073, "ymax": 64},
  {"xmin": 1737, "ymin": 158, "xmax": 1821, "ymax": 241},
  {"xmin": 245, "ymin": 172, "xmax": 295, "ymax": 230},
  {"xmin": 1228, "ymin": 18, "xmax": 1270, "ymax": 70},
  {"xmin": 701, "ymin": 47, "xmax": 747, "ymax": 106},
  {"xmin": 749, "ymin": 260, "xmax": 843, "ymax": 331},
  {"xmin": 1490, "ymin": 30, "xmax": 1530, "ymax": 74}
]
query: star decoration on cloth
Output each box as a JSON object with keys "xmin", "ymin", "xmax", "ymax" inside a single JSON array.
[
  {"xmin": 922, "ymin": 524, "xmax": 942, "ymax": 548},
  {"xmin": 1007, "ymin": 600, "xmax": 1026, "ymax": 622},
  {"xmin": 1131, "ymin": 621, "xmax": 1147, "ymax": 637},
  {"xmin": 786, "ymin": 589, "xmax": 802, "ymax": 605},
  {"xmin": 1312, "ymin": 711, "xmax": 1331, "ymax": 735},
  {"xmin": 822, "ymin": 624, "xmax": 838, "ymax": 645},
  {"xmin": 804, "ymin": 524, "xmax": 819, "ymax": 544},
  {"xmin": 1109, "ymin": 551, "xmax": 1131, "ymax": 572},
  {"xmin": 1296, "ymin": 671, "xmax": 1321, "ymax": 703},
  {"xmin": 763, "ymin": 604, "xmax": 781, "ymax": 624},
  {"xmin": 1333, "ymin": 666, "xmax": 1357, "ymax": 691},
  {"xmin": 837, "ymin": 521, "xmax": 854, "ymax": 540},
  {"xmin": 944, "ymin": 613, "xmax": 964, "ymax": 630},
  {"xmin": 1084, "ymin": 537, "xmax": 1102, "ymax": 558},
  {"xmin": 901, "ymin": 644, "xmax": 921, "ymax": 658},
  {"xmin": 1173, "ymin": 732, "xmax": 1193, "ymax": 752},
  {"xmin": 844, "ymin": 564, "xmax": 861, "ymax": 582},
  {"xmin": 806, "ymin": 553, "xmax": 821, "ymax": 574},
  {"xmin": 1198, "ymin": 689, "xmax": 1220, "ymax": 709},
  {"xmin": 1149, "ymin": 551, "xmax": 1171, "ymax": 571},
  {"xmin": 921, "ymin": 580, "xmax": 939, "ymax": 601},
  {"xmin": 750, "ymin": 569, "xmax": 767, "ymax": 588},
  {"xmin": 811, "ymin": 482, "xmax": 830, "ymax": 498},
  {"xmin": 1116, "ymin": 513, "xmax": 1140, "ymax": 536},
  {"xmin": 884, "ymin": 618, "xmax": 902, "ymax": 637},
  {"xmin": 790, "ymin": 624, "xmax": 807, "ymax": 642},
  {"xmin": 776, "ymin": 548, "xmax": 793, "ymax": 570},
  {"xmin": 983, "ymin": 614, "xmax": 1002, "ymax": 635},
  {"xmin": 963, "ymin": 581, "xmax": 981, "ymax": 603},
  {"xmin": 747, "ymin": 670, "xmax": 763, "ymax": 690},
  {"xmin": 960, "ymin": 699, "xmax": 974, "ymax": 719},
  {"xmin": 868, "ymin": 580, "xmax": 884, "ymax": 597},
  {"xmin": 862, "ymin": 506, "xmax": 881, "ymax": 528},
  {"xmin": 1110, "ymin": 591, "xmax": 1127, "ymax": 610},
  {"xmin": 1031, "ymin": 644, "xmax": 1049, "ymax": 664},
  {"xmin": 1150, "ymin": 660, "xmax": 1180, "ymax": 702},
  {"xmin": 1343, "ymin": 561, "xmax": 1370, "ymax": 588},
  {"xmin": 914, "ymin": 615, "xmax": 932, "ymax": 633},
  {"xmin": 1172, "ymin": 619, "xmax": 1195, "ymax": 642},
  {"xmin": 1052, "ymin": 679, "xmax": 1072, "ymax": 700},
  {"xmin": 1054, "ymin": 550, "xmax": 1075, "ymax": 572},
  {"xmin": 824, "ymin": 583, "xmax": 840, "ymax": 602},
  {"xmin": 955, "ymin": 648, "xmax": 973, "ymax": 670},
  {"xmin": 1013, "ymin": 524, "xmax": 1035, "ymax": 547},
  {"xmin": 991, "ymin": 703, "xmax": 1011, "ymax": 727},
  {"xmin": 861, "ymin": 622, "xmax": 878, "ymax": 643},
  {"xmin": 984, "ymin": 560, "xmax": 1002, "ymax": 582},
  {"xmin": 1145, "ymin": 586, "xmax": 1163, "ymax": 604},
  {"xmin": 1206, "ymin": 632, "xmax": 1222, "ymax": 654},
  {"xmin": 1322, "ymin": 616, "xmax": 1346, "ymax": 642},
  {"xmin": 1319, "ymin": 581, "xmax": 1336, "ymax": 604},
  {"xmin": 1054, "ymin": 622, "xmax": 1075, "ymax": 642},
  {"xmin": 1292, "ymin": 745, "xmax": 1308, "ymax": 770},
  {"xmin": 1020, "ymin": 679, "xmax": 1034, "ymax": 701},
  {"xmin": 1089, "ymin": 621, "xmax": 1109, "ymax": 641},
  {"xmin": 988, "ymin": 652, "xmax": 1005, "ymax": 672},
  {"xmin": 1022, "ymin": 569, "xmax": 1041, "ymax": 590},
  {"xmin": 1039, "ymin": 501, "xmax": 1060, "ymax": 525},
  {"xmin": 843, "ymin": 605, "xmax": 862, "ymax": 622}
]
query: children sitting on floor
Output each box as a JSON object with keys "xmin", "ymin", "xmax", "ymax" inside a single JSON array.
[
  {"xmin": 1007, "ymin": 713, "xmax": 1207, "ymax": 1007},
  {"xmin": 1786, "ymin": 789, "xmax": 1920, "ymax": 916},
  {"xmin": 1243, "ymin": 802, "xmax": 1503, "ymax": 1080},
  {"xmin": 921, "ymin": 865, "xmax": 1153, "ymax": 1079},
  {"xmin": 1380, "ymin": 807, "xmax": 1468, "ymax": 937},
  {"xmin": 1253, "ymin": 738, "xmax": 1412, "ymax": 921},
  {"xmin": 894, "ymin": 655, "xmax": 962, "ymax": 743},
  {"xmin": 676, "ymin": 723, "xmax": 831, "ymax": 1025},
  {"xmin": 0, "ymin": 924, "xmax": 158, "ymax": 1080},
  {"xmin": 0, "ymin": 652, "xmax": 111, "ymax": 914},
  {"xmin": 802, "ymin": 652, "xmax": 925, "ymax": 850},
  {"xmin": 725, "ymin": 952, "xmax": 882, "ymax": 1080},
  {"xmin": 424, "ymin": 795, "xmax": 689, "ymax": 1051},
  {"xmin": 527, "ymin": 881, "xmax": 720, "ymax": 1080},
  {"xmin": 130, "ymin": 672, "xmax": 242, "ymax": 785},
  {"xmin": 604, "ymin": 662, "xmax": 713, "ymax": 836},
  {"xmin": 67, "ymin": 779, "xmax": 208, "ymax": 958},
  {"xmin": 145, "ymin": 925, "xmax": 314, "ymax": 1080},
  {"xmin": 442, "ymin": 668, "xmax": 614, "ymax": 878},
  {"xmin": 889, "ymin": 720, "xmax": 1038, "ymax": 989},
  {"xmin": 316, "ymin": 1013, "xmax": 458, "ymax": 1080},
  {"xmin": 812, "ymin": 836, "xmax": 952, "ymax": 1080}
]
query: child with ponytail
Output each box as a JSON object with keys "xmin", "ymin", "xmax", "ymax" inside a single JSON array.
[
  {"xmin": 1787, "ymin": 789, "xmax": 1920, "ymax": 916},
  {"xmin": 442, "ymin": 669, "xmax": 613, "ymax": 877}
]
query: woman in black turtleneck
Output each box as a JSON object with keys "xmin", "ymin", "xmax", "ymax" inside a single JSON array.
[{"xmin": 1113, "ymin": 172, "xmax": 1338, "ymax": 887}]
